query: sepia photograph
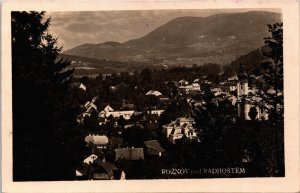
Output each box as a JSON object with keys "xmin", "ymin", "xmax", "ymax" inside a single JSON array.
[
  {"xmin": 1, "ymin": 0, "xmax": 299, "ymax": 192},
  {"xmin": 12, "ymin": 8, "xmax": 285, "ymax": 181}
]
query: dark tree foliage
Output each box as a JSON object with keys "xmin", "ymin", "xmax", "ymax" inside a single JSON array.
[
  {"xmin": 262, "ymin": 23, "xmax": 283, "ymax": 93},
  {"xmin": 122, "ymin": 126, "xmax": 151, "ymax": 147},
  {"xmin": 12, "ymin": 11, "xmax": 80, "ymax": 180},
  {"xmin": 262, "ymin": 23, "xmax": 284, "ymax": 176},
  {"xmin": 248, "ymin": 107, "xmax": 258, "ymax": 121},
  {"xmin": 83, "ymin": 110, "xmax": 99, "ymax": 133}
]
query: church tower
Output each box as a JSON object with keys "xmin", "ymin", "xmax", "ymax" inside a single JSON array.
[{"xmin": 237, "ymin": 81, "xmax": 248, "ymax": 99}]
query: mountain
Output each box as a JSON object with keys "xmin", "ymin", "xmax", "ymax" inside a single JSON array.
[{"xmin": 64, "ymin": 11, "xmax": 281, "ymax": 65}]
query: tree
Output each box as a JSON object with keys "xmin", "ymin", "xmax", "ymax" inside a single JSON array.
[
  {"xmin": 117, "ymin": 115, "xmax": 126, "ymax": 128},
  {"xmin": 122, "ymin": 126, "xmax": 148, "ymax": 147},
  {"xmin": 248, "ymin": 107, "xmax": 258, "ymax": 121},
  {"xmin": 12, "ymin": 11, "xmax": 78, "ymax": 180},
  {"xmin": 261, "ymin": 22, "xmax": 284, "ymax": 176},
  {"xmin": 263, "ymin": 23, "xmax": 283, "ymax": 99}
]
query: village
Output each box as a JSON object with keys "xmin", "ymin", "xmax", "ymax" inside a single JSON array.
[
  {"xmin": 10, "ymin": 9, "xmax": 286, "ymax": 185},
  {"xmin": 72, "ymin": 66, "xmax": 282, "ymax": 180}
]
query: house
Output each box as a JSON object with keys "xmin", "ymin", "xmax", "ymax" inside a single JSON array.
[
  {"xmin": 144, "ymin": 140, "xmax": 166, "ymax": 157},
  {"xmin": 146, "ymin": 90, "xmax": 162, "ymax": 96},
  {"xmin": 79, "ymin": 83, "xmax": 86, "ymax": 91},
  {"xmin": 105, "ymin": 111, "xmax": 134, "ymax": 120},
  {"xmin": 219, "ymin": 82, "xmax": 237, "ymax": 93},
  {"xmin": 72, "ymin": 82, "xmax": 87, "ymax": 91},
  {"xmin": 77, "ymin": 152, "xmax": 125, "ymax": 180},
  {"xmin": 178, "ymin": 79, "xmax": 189, "ymax": 87},
  {"xmin": 77, "ymin": 99, "xmax": 98, "ymax": 124},
  {"xmin": 83, "ymin": 154, "xmax": 98, "ymax": 165},
  {"xmin": 179, "ymin": 84, "xmax": 192, "ymax": 91},
  {"xmin": 103, "ymin": 105, "xmax": 114, "ymax": 112},
  {"xmin": 93, "ymin": 159, "xmax": 125, "ymax": 180},
  {"xmin": 79, "ymin": 157, "xmax": 125, "ymax": 180},
  {"xmin": 191, "ymin": 83, "xmax": 201, "ymax": 91},
  {"xmin": 84, "ymin": 101, "xmax": 91, "ymax": 109},
  {"xmin": 211, "ymin": 87, "xmax": 225, "ymax": 97},
  {"xmin": 162, "ymin": 117, "xmax": 198, "ymax": 143},
  {"xmin": 85, "ymin": 134, "xmax": 109, "ymax": 148},
  {"xmin": 99, "ymin": 105, "xmax": 135, "ymax": 120},
  {"xmin": 115, "ymin": 148, "xmax": 144, "ymax": 161},
  {"xmin": 227, "ymin": 75, "xmax": 238, "ymax": 81},
  {"xmin": 179, "ymin": 82, "xmax": 201, "ymax": 93},
  {"xmin": 203, "ymin": 80, "xmax": 212, "ymax": 84},
  {"xmin": 147, "ymin": 109, "xmax": 164, "ymax": 116}
]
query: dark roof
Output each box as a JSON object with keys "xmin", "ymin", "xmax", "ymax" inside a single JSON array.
[
  {"xmin": 76, "ymin": 163, "xmax": 89, "ymax": 176},
  {"xmin": 115, "ymin": 148, "xmax": 144, "ymax": 161},
  {"xmin": 144, "ymin": 140, "xmax": 166, "ymax": 153},
  {"xmin": 180, "ymin": 123, "xmax": 188, "ymax": 129},
  {"xmin": 94, "ymin": 159, "xmax": 117, "ymax": 174},
  {"xmin": 93, "ymin": 173, "xmax": 109, "ymax": 180}
]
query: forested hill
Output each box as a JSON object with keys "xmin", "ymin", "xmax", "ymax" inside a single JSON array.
[
  {"xmin": 64, "ymin": 11, "xmax": 281, "ymax": 65},
  {"xmin": 223, "ymin": 45, "xmax": 272, "ymax": 76}
]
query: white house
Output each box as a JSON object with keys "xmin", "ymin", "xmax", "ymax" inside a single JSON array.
[
  {"xmin": 99, "ymin": 105, "xmax": 134, "ymax": 120},
  {"xmin": 85, "ymin": 134, "xmax": 109, "ymax": 148},
  {"xmin": 105, "ymin": 111, "xmax": 134, "ymax": 120},
  {"xmin": 179, "ymin": 83, "xmax": 201, "ymax": 92},
  {"xmin": 147, "ymin": 109, "xmax": 164, "ymax": 116},
  {"xmin": 191, "ymin": 83, "xmax": 201, "ymax": 91},
  {"xmin": 146, "ymin": 90, "xmax": 162, "ymax": 96},
  {"xmin": 79, "ymin": 83, "xmax": 87, "ymax": 91},
  {"xmin": 163, "ymin": 117, "xmax": 198, "ymax": 143},
  {"xmin": 83, "ymin": 154, "xmax": 98, "ymax": 165},
  {"xmin": 178, "ymin": 79, "xmax": 189, "ymax": 86},
  {"xmin": 103, "ymin": 105, "xmax": 114, "ymax": 112}
]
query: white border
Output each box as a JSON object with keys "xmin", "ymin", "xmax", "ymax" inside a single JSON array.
[{"xmin": 1, "ymin": 0, "xmax": 299, "ymax": 192}]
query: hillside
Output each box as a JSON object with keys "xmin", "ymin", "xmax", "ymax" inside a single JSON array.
[
  {"xmin": 64, "ymin": 11, "xmax": 281, "ymax": 65},
  {"xmin": 223, "ymin": 45, "xmax": 272, "ymax": 75}
]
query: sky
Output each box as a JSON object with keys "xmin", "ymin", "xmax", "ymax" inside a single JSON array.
[{"xmin": 46, "ymin": 9, "xmax": 280, "ymax": 51}]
